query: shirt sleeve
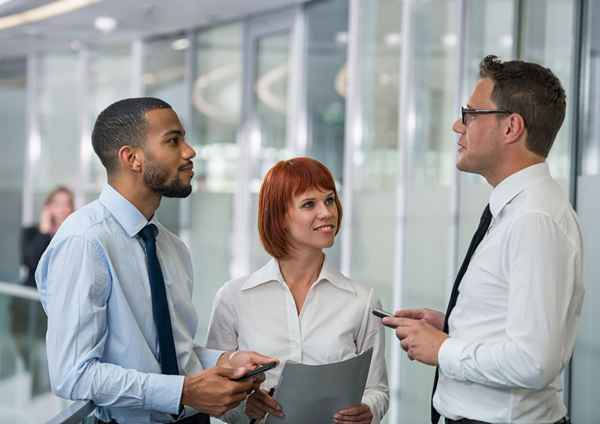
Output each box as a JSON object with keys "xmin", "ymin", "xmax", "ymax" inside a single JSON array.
[
  {"xmin": 357, "ymin": 291, "xmax": 390, "ymax": 423},
  {"xmin": 38, "ymin": 235, "xmax": 183, "ymax": 414},
  {"xmin": 205, "ymin": 284, "xmax": 244, "ymax": 424},
  {"xmin": 438, "ymin": 212, "xmax": 582, "ymax": 390}
]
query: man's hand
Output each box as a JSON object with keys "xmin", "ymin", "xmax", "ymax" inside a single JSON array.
[
  {"xmin": 245, "ymin": 388, "xmax": 283, "ymax": 420},
  {"xmin": 181, "ymin": 367, "xmax": 260, "ymax": 417},
  {"xmin": 383, "ymin": 317, "xmax": 448, "ymax": 366},
  {"xmin": 385, "ymin": 308, "xmax": 445, "ymax": 330},
  {"xmin": 218, "ymin": 350, "xmax": 278, "ymax": 371},
  {"xmin": 334, "ymin": 404, "xmax": 373, "ymax": 424}
]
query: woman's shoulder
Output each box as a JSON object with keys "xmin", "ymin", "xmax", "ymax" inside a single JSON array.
[
  {"xmin": 324, "ymin": 266, "xmax": 377, "ymax": 302},
  {"xmin": 217, "ymin": 259, "xmax": 278, "ymax": 297}
]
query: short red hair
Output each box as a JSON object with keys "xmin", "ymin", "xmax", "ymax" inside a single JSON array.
[{"xmin": 258, "ymin": 157, "xmax": 343, "ymax": 259}]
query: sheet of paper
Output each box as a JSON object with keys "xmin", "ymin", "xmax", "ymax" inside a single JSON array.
[{"xmin": 265, "ymin": 348, "xmax": 373, "ymax": 424}]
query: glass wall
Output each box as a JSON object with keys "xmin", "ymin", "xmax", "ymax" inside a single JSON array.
[
  {"xmin": 189, "ymin": 23, "xmax": 243, "ymax": 342},
  {"xmin": 571, "ymin": 1, "xmax": 600, "ymax": 422}
]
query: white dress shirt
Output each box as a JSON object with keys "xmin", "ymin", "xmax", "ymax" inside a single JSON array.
[
  {"xmin": 435, "ymin": 163, "xmax": 584, "ymax": 423},
  {"xmin": 36, "ymin": 185, "xmax": 222, "ymax": 423},
  {"xmin": 206, "ymin": 257, "xmax": 389, "ymax": 423}
]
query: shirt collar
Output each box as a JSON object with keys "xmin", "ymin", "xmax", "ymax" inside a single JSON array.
[
  {"xmin": 99, "ymin": 184, "xmax": 157, "ymax": 238},
  {"xmin": 241, "ymin": 256, "xmax": 356, "ymax": 295},
  {"xmin": 489, "ymin": 162, "xmax": 550, "ymax": 218}
]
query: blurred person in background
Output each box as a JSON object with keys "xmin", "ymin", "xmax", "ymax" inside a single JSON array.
[
  {"xmin": 21, "ymin": 186, "xmax": 74, "ymax": 287},
  {"xmin": 207, "ymin": 157, "xmax": 389, "ymax": 424}
]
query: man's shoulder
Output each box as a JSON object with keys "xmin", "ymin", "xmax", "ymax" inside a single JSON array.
[
  {"xmin": 52, "ymin": 200, "xmax": 113, "ymax": 243},
  {"xmin": 518, "ymin": 177, "xmax": 574, "ymax": 219}
]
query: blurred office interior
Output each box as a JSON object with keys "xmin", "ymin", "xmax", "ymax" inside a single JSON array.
[{"xmin": 0, "ymin": 0, "xmax": 598, "ymax": 422}]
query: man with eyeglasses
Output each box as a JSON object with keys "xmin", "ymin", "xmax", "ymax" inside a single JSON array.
[{"xmin": 383, "ymin": 55, "xmax": 583, "ymax": 424}]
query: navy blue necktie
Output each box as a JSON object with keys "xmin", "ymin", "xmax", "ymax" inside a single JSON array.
[
  {"xmin": 431, "ymin": 204, "xmax": 492, "ymax": 424},
  {"xmin": 138, "ymin": 224, "xmax": 179, "ymax": 376}
]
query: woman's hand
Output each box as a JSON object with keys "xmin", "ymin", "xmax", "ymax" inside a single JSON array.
[
  {"xmin": 334, "ymin": 403, "xmax": 373, "ymax": 424},
  {"xmin": 244, "ymin": 388, "xmax": 283, "ymax": 420}
]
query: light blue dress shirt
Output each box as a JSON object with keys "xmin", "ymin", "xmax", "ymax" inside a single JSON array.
[{"xmin": 36, "ymin": 184, "xmax": 222, "ymax": 423}]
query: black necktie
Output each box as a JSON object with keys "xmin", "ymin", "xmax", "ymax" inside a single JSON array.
[
  {"xmin": 139, "ymin": 224, "xmax": 179, "ymax": 376},
  {"xmin": 431, "ymin": 204, "xmax": 492, "ymax": 424}
]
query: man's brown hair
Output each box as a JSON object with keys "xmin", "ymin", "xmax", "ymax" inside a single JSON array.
[{"xmin": 479, "ymin": 55, "xmax": 566, "ymax": 157}]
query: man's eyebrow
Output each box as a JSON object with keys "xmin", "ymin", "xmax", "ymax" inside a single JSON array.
[{"xmin": 161, "ymin": 129, "xmax": 185, "ymax": 137}]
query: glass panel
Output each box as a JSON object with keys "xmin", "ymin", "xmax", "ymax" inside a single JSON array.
[
  {"xmin": 0, "ymin": 58, "xmax": 26, "ymax": 281},
  {"xmin": 86, "ymin": 45, "xmax": 133, "ymax": 203},
  {"xmin": 458, "ymin": 0, "xmax": 514, "ymax": 261},
  {"xmin": 347, "ymin": 2, "xmax": 402, "ymax": 423},
  {"xmin": 397, "ymin": 1, "xmax": 458, "ymax": 421},
  {"xmin": 143, "ymin": 37, "xmax": 187, "ymax": 234},
  {"xmin": 519, "ymin": 0, "xmax": 575, "ymax": 186},
  {"xmin": 0, "ymin": 293, "xmax": 63, "ymax": 420},
  {"xmin": 190, "ymin": 23, "xmax": 243, "ymax": 343},
  {"xmin": 249, "ymin": 31, "xmax": 292, "ymax": 272},
  {"xmin": 571, "ymin": 1, "xmax": 600, "ymax": 422},
  {"xmin": 34, "ymin": 53, "xmax": 80, "ymax": 215},
  {"xmin": 304, "ymin": 0, "xmax": 348, "ymax": 268}
]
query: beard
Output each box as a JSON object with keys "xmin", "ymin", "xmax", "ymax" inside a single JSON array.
[{"xmin": 143, "ymin": 160, "xmax": 192, "ymax": 198}]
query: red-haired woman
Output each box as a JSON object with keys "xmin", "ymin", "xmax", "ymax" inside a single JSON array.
[{"xmin": 207, "ymin": 157, "xmax": 388, "ymax": 424}]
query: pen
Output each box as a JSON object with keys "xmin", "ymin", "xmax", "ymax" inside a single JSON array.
[{"xmin": 249, "ymin": 387, "xmax": 276, "ymax": 424}]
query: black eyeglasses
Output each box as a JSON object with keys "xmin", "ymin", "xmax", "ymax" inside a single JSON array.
[{"xmin": 461, "ymin": 106, "xmax": 512, "ymax": 125}]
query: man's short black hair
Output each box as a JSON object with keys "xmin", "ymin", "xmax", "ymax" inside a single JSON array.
[
  {"xmin": 479, "ymin": 55, "xmax": 566, "ymax": 158},
  {"xmin": 91, "ymin": 97, "xmax": 172, "ymax": 173}
]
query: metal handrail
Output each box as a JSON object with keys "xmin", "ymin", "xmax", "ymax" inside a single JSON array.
[
  {"xmin": 46, "ymin": 400, "xmax": 95, "ymax": 424},
  {"xmin": 0, "ymin": 280, "xmax": 40, "ymax": 301}
]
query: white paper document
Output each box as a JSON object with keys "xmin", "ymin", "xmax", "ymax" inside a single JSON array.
[{"xmin": 265, "ymin": 348, "xmax": 373, "ymax": 424}]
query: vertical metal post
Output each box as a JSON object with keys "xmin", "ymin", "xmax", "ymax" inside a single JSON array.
[
  {"xmin": 391, "ymin": 0, "xmax": 416, "ymax": 422},
  {"xmin": 340, "ymin": 0, "xmax": 362, "ymax": 276},
  {"xmin": 287, "ymin": 5, "xmax": 308, "ymax": 155}
]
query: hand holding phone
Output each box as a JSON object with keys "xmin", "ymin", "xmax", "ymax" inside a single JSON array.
[
  {"xmin": 372, "ymin": 308, "xmax": 393, "ymax": 319},
  {"xmin": 232, "ymin": 361, "xmax": 278, "ymax": 381}
]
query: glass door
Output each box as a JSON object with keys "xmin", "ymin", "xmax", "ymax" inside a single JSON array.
[{"xmin": 231, "ymin": 8, "xmax": 305, "ymax": 277}]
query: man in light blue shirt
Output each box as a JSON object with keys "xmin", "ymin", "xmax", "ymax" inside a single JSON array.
[{"xmin": 36, "ymin": 98, "xmax": 275, "ymax": 423}]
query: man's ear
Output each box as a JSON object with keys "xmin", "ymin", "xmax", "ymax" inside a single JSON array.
[
  {"xmin": 503, "ymin": 113, "xmax": 526, "ymax": 145},
  {"xmin": 117, "ymin": 145, "xmax": 143, "ymax": 173}
]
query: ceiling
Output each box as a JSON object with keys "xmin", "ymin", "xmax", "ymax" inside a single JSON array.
[{"xmin": 0, "ymin": 0, "xmax": 306, "ymax": 58}]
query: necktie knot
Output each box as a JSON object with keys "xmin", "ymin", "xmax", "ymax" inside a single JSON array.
[{"xmin": 138, "ymin": 224, "xmax": 158, "ymax": 243}]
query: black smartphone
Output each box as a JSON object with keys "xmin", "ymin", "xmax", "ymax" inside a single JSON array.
[
  {"xmin": 233, "ymin": 362, "xmax": 278, "ymax": 381},
  {"xmin": 372, "ymin": 308, "xmax": 393, "ymax": 319}
]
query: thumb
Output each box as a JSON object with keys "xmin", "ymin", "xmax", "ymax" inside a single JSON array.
[{"xmin": 248, "ymin": 352, "xmax": 279, "ymax": 366}]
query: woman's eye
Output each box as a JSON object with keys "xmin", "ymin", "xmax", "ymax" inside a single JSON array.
[
  {"xmin": 302, "ymin": 201, "xmax": 314, "ymax": 208},
  {"xmin": 325, "ymin": 197, "xmax": 335, "ymax": 205}
]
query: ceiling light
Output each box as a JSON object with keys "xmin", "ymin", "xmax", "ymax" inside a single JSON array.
[
  {"xmin": 94, "ymin": 16, "xmax": 116, "ymax": 33},
  {"xmin": 171, "ymin": 38, "xmax": 190, "ymax": 51},
  {"xmin": 0, "ymin": 0, "xmax": 101, "ymax": 31}
]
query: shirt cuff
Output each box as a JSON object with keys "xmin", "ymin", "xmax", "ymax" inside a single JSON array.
[
  {"xmin": 438, "ymin": 337, "xmax": 468, "ymax": 381},
  {"xmin": 198, "ymin": 347, "xmax": 224, "ymax": 368},
  {"xmin": 144, "ymin": 373, "xmax": 185, "ymax": 414}
]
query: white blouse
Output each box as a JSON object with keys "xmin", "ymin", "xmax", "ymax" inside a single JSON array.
[{"xmin": 206, "ymin": 257, "xmax": 389, "ymax": 423}]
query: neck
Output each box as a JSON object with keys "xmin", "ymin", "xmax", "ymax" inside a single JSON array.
[
  {"xmin": 278, "ymin": 250, "xmax": 325, "ymax": 289},
  {"xmin": 484, "ymin": 154, "xmax": 545, "ymax": 187},
  {"xmin": 108, "ymin": 175, "xmax": 161, "ymax": 220}
]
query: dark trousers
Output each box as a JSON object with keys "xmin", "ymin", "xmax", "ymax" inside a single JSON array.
[{"xmin": 446, "ymin": 417, "xmax": 570, "ymax": 424}]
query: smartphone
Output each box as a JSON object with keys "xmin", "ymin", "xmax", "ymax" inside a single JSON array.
[
  {"xmin": 233, "ymin": 362, "xmax": 278, "ymax": 381},
  {"xmin": 372, "ymin": 308, "xmax": 393, "ymax": 319}
]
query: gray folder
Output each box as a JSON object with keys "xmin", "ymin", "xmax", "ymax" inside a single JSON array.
[{"xmin": 265, "ymin": 348, "xmax": 373, "ymax": 424}]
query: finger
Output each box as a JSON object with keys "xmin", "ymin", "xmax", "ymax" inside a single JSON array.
[
  {"xmin": 395, "ymin": 326, "xmax": 410, "ymax": 339},
  {"xmin": 247, "ymin": 394, "xmax": 282, "ymax": 417},
  {"xmin": 247, "ymin": 351, "xmax": 279, "ymax": 366},
  {"xmin": 335, "ymin": 405, "xmax": 366, "ymax": 416},
  {"xmin": 334, "ymin": 414, "xmax": 372, "ymax": 423},
  {"xmin": 394, "ymin": 308, "xmax": 424, "ymax": 319},
  {"xmin": 400, "ymin": 340, "xmax": 410, "ymax": 352},
  {"xmin": 215, "ymin": 366, "xmax": 248, "ymax": 380}
]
